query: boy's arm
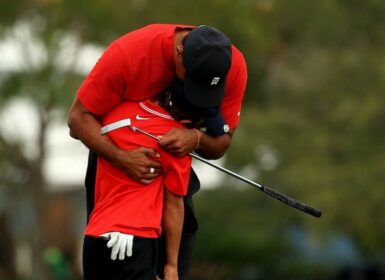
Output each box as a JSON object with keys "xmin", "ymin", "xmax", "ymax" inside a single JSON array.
[{"xmin": 162, "ymin": 187, "xmax": 184, "ymax": 280}]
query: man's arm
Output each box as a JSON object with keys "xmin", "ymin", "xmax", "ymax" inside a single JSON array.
[
  {"xmin": 195, "ymin": 128, "xmax": 234, "ymax": 159},
  {"xmin": 162, "ymin": 188, "xmax": 184, "ymax": 280},
  {"xmin": 158, "ymin": 128, "xmax": 234, "ymax": 159},
  {"xmin": 67, "ymin": 97, "xmax": 162, "ymax": 184}
]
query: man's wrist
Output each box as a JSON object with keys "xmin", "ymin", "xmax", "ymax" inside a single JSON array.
[{"xmin": 107, "ymin": 146, "xmax": 126, "ymax": 168}]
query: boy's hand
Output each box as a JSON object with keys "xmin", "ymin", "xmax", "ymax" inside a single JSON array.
[
  {"xmin": 163, "ymin": 264, "xmax": 178, "ymax": 280},
  {"xmin": 100, "ymin": 232, "xmax": 134, "ymax": 260}
]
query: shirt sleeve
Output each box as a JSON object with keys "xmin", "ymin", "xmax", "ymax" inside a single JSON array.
[
  {"xmin": 221, "ymin": 47, "xmax": 248, "ymax": 129},
  {"xmin": 77, "ymin": 42, "xmax": 127, "ymax": 116},
  {"xmin": 162, "ymin": 153, "xmax": 192, "ymax": 196}
]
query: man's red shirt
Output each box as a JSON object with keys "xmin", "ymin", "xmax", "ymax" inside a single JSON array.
[{"xmin": 77, "ymin": 23, "xmax": 247, "ymax": 129}]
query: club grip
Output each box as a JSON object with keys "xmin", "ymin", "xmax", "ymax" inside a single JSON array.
[{"xmin": 261, "ymin": 185, "xmax": 322, "ymax": 218}]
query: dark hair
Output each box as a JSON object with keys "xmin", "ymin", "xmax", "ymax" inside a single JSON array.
[{"xmin": 158, "ymin": 78, "xmax": 219, "ymax": 128}]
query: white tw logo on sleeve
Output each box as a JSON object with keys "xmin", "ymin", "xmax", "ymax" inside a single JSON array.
[{"xmin": 210, "ymin": 77, "xmax": 220, "ymax": 86}]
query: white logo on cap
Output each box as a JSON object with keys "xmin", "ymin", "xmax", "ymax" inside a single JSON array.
[
  {"xmin": 210, "ymin": 77, "xmax": 220, "ymax": 86},
  {"xmin": 223, "ymin": 124, "xmax": 230, "ymax": 133}
]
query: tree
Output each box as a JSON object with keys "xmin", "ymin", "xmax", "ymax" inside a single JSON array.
[{"xmin": 0, "ymin": 14, "xmax": 84, "ymax": 278}]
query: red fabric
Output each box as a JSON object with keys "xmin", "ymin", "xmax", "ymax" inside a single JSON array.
[
  {"xmin": 84, "ymin": 100, "xmax": 191, "ymax": 238},
  {"xmin": 77, "ymin": 23, "xmax": 247, "ymax": 128},
  {"xmin": 222, "ymin": 45, "xmax": 248, "ymax": 128}
]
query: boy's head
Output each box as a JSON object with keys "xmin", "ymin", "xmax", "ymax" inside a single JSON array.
[{"xmin": 159, "ymin": 78, "xmax": 229, "ymax": 136}]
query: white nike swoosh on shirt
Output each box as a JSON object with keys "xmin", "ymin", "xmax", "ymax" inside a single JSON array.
[{"xmin": 135, "ymin": 114, "xmax": 150, "ymax": 120}]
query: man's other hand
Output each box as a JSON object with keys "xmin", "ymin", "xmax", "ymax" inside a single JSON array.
[{"xmin": 158, "ymin": 128, "xmax": 198, "ymax": 156}]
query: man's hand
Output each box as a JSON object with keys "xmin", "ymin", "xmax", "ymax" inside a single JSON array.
[
  {"xmin": 159, "ymin": 127, "xmax": 234, "ymax": 160},
  {"xmin": 100, "ymin": 232, "xmax": 134, "ymax": 261},
  {"xmin": 68, "ymin": 98, "xmax": 163, "ymax": 184},
  {"xmin": 115, "ymin": 147, "xmax": 162, "ymax": 184},
  {"xmin": 158, "ymin": 128, "xmax": 198, "ymax": 156}
]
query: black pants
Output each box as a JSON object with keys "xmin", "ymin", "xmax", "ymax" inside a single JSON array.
[
  {"xmin": 85, "ymin": 151, "xmax": 200, "ymax": 280},
  {"xmin": 83, "ymin": 236, "xmax": 157, "ymax": 280}
]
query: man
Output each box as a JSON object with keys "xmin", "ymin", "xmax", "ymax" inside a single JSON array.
[
  {"xmin": 83, "ymin": 83, "xmax": 221, "ymax": 280},
  {"xmin": 68, "ymin": 24, "xmax": 247, "ymax": 279}
]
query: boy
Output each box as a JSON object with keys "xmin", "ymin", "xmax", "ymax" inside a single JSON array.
[{"xmin": 83, "ymin": 80, "xmax": 224, "ymax": 280}]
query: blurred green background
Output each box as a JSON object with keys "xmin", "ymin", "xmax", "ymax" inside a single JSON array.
[{"xmin": 1, "ymin": 0, "xmax": 384, "ymax": 279}]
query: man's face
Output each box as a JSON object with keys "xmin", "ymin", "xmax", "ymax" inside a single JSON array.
[
  {"xmin": 168, "ymin": 104, "xmax": 205, "ymax": 129},
  {"xmin": 162, "ymin": 78, "xmax": 213, "ymax": 129}
]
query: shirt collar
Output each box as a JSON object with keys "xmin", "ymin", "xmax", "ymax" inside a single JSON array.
[{"xmin": 140, "ymin": 100, "xmax": 174, "ymax": 120}]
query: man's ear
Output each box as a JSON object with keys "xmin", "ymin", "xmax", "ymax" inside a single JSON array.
[
  {"xmin": 175, "ymin": 44, "xmax": 186, "ymax": 80},
  {"xmin": 176, "ymin": 45, "xmax": 183, "ymax": 56}
]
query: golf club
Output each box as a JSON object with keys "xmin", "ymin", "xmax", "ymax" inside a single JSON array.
[{"xmin": 129, "ymin": 126, "xmax": 322, "ymax": 218}]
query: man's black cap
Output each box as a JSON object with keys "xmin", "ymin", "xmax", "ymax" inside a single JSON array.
[{"xmin": 182, "ymin": 25, "xmax": 232, "ymax": 108}]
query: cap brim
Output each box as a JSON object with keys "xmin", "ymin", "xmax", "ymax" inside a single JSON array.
[{"xmin": 184, "ymin": 74, "xmax": 225, "ymax": 109}]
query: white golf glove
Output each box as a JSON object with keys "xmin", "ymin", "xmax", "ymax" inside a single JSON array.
[{"xmin": 100, "ymin": 232, "xmax": 134, "ymax": 261}]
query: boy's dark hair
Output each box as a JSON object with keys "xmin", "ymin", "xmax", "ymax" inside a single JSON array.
[
  {"xmin": 158, "ymin": 78, "xmax": 218, "ymax": 128},
  {"xmin": 159, "ymin": 78, "xmax": 229, "ymax": 136}
]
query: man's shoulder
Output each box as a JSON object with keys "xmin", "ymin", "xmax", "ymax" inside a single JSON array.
[
  {"xmin": 145, "ymin": 23, "xmax": 193, "ymax": 29},
  {"xmin": 114, "ymin": 23, "xmax": 190, "ymax": 50},
  {"xmin": 225, "ymin": 45, "xmax": 247, "ymax": 88},
  {"xmin": 231, "ymin": 45, "xmax": 246, "ymax": 66},
  {"xmin": 125, "ymin": 23, "xmax": 193, "ymax": 36}
]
